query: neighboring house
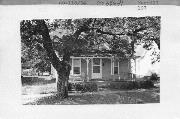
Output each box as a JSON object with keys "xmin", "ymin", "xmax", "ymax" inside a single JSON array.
[
  {"xmin": 21, "ymin": 68, "xmax": 37, "ymax": 76},
  {"xmin": 22, "ymin": 59, "xmax": 51, "ymax": 76},
  {"xmin": 21, "ymin": 60, "xmax": 38, "ymax": 76},
  {"xmin": 131, "ymin": 42, "xmax": 160, "ymax": 79}
]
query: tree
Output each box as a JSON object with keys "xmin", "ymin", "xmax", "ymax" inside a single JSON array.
[{"xmin": 20, "ymin": 17, "xmax": 160, "ymax": 98}]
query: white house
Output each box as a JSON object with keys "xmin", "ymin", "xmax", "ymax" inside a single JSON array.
[{"xmin": 51, "ymin": 42, "xmax": 160, "ymax": 82}]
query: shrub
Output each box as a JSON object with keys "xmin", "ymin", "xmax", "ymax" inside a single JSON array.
[
  {"xmin": 73, "ymin": 82, "xmax": 98, "ymax": 92},
  {"xmin": 22, "ymin": 76, "xmax": 56, "ymax": 85},
  {"xmin": 21, "ymin": 76, "xmax": 39, "ymax": 84},
  {"xmin": 108, "ymin": 81, "xmax": 136, "ymax": 90},
  {"xmin": 68, "ymin": 83, "xmax": 73, "ymax": 91},
  {"xmin": 139, "ymin": 80, "xmax": 154, "ymax": 89},
  {"xmin": 83, "ymin": 82, "xmax": 98, "ymax": 92},
  {"xmin": 75, "ymin": 83, "xmax": 84, "ymax": 91},
  {"xmin": 108, "ymin": 80, "xmax": 154, "ymax": 90},
  {"xmin": 150, "ymin": 73, "xmax": 159, "ymax": 81}
]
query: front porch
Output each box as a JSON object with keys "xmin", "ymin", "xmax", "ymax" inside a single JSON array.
[
  {"xmin": 51, "ymin": 56, "xmax": 136, "ymax": 83},
  {"xmin": 68, "ymin": 72, "xmax": 137, "ymax": 83}
]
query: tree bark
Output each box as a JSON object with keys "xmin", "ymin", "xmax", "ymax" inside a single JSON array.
[
  {"xmin": 38, "ymin": 20, "xmax": 71, "ymax": 98},
  {"xmin": 57, "ymin": 72, "xmax": 69, "ymax": 98},
  {"xmin": 57, "ymin": 63, "xmax": 71, "ymax": 98},
  {"xmin": 57, "ymin": 50, "xmax": 71, "ymax": 98}
]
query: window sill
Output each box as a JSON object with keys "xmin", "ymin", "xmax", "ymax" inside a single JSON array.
[{"xmin": 71, "ymin": 74, "xmax": 81, "ymax": 77}]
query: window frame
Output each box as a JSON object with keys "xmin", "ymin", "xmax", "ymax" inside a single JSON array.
[
  {"xmin": 72, "ymin": 58, "xmax": 81, "ymax": 76},
  {"xmin": 92, "ymin": 58, "xmax": 101, "ymax": 73},
  {"xmin": 111, "ymin": 59, "xmax": 119, "ymax": 75}
]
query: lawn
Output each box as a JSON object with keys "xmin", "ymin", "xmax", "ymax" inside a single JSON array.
[{"xmin": 22, "ymin": 82, "xmax": 160, "ymax": 105}]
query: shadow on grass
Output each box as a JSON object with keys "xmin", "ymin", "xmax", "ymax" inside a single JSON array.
[
  {"xmin": 24, "ymin": 92, "xmax": 142, "ymax": 105},
  {"xmin": 23, "ymin": 88, "xmax": 160, "ymax": 105},
  {"xmin": 22, "ymin": 77, "xmax": 56, "ymax": 86},
  {"xmin": 24, "ymin": 94, "xmax": 117, "ymax": 105},
  {"xmin": 115, "ymin": 88, "xmax": 160, "ymax": 103}
]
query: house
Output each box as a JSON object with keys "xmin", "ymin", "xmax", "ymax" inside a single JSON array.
[
  {"xmin": 130, "ymin": 41, "xmax": 160, "ymax": 80},
  {"xmin": 51, "ymin": 56, "xmax": 132, "ymax": 82},
  {"xmin": 51, "ymin": 41, "xmax": 160, "ymax": 82}
]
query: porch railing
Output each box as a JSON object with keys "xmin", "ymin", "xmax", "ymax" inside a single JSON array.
[{"xmin": 68, "ymin": 72, "xmax": 150, "ymax": 83}]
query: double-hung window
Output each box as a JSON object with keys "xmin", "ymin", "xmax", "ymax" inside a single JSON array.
[
  {"xmin": 111, "ymin": 60, "xmax": 119, "ymax": 75},
  {"xmin": 72, "ymin": 58, "xmax": 81, "ymax": 75},
  {"xmin": 93, "ymin": 58, "xmax": 101, "ymax": 73},
  {"xmin": 114, "ymin": 61, "xmax": 119, "ymax": 74}
]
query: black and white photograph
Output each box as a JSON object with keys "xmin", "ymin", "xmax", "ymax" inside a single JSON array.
[
  {"xmin": 2, "ymin": 4, "xmax": 180, "ymax": 119},
  {"xmin": 21, "ymin": 17, "xmax": 160, "ymax": 105}
]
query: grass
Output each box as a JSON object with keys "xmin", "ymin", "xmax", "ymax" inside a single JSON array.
[{"xmin": 22, "ymin": 82, "xmax": 160, "ymax": 105}]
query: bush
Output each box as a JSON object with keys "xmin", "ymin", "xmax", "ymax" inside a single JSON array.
[
  {"xmin": 75, "ymin": 83, "xmax": 84, "ymax": 91},
  {"xmin": 21, "ymin": 76, "xmax": 39, "ymax": 84},
  {"xmin": 139, "ymin": 80, "xmax": 154, "ymax": 89},
  {"xmin": 108, "ymin": 80, "xmax": 154, "ymax": 90},
  {"xmin": 72, "ymin": 82, "xmax": 98, "ymax": 92},
  {"xmin": 150, "ymin": 73, "xmax": 159, "ymax": 81},
  {"xmin": 68, "ymin": 83, "xmax": 73, "ymax": 91},
  {"xmin": 21, "ymin": 76, "xmax": 56, "ymax": 85},
  {"xmin": 108, "ymin": 81, "xmax": 135, "ymax": 90},
  {"xmin": 83, "ymin": 82, "xmax": 98, "ymax": 92}
]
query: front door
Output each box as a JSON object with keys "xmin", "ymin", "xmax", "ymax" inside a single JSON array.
[{"xmin": 92, "ymin": 58, "xmax": 102, "ymax": 79}]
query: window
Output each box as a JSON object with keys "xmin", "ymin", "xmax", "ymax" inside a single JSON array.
[
  {"xmin": 93, "ymin": 58, "xmax": 100, "ymax": 73},
  {"xmin": 74, "ymin": 67, "xmax": 80, "ymax": 74},
  {"xmin": 72, "ymin": 59, "xmax": 81, "ymax": 75},
  {"xmin": 111, "ymin": 60, "xmax": 119, "ymax": 75},
  {"xmin": 114, "ymin": 61, "xmax": 119, "ymax": 74}
]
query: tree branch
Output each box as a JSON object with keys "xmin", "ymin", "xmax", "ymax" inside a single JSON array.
[
  {"xmin": 133, "ymin": 27, "xmax": 147, "ymax": 34},
  {"xmin": 73, "ymin": 19, "xmax": 93, "ymax": 40},
  {"xmin": 37, "ymin": 20, "xmax": 62, "ymax": 71},
  {"xmin": 96, "ymin": 28, "xmax": 125, "ymax": 36}
]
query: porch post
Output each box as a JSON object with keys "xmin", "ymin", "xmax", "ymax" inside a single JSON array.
[
  {"xmin": 72, "ymin": 57, "xmax": 74, "ymax": 75},
  {"xmin": 134, "ymin": 58, "xmax": 136, "ymax": 81},
  {"xmin": 86, "ymin": 58, "xmax": 89, "ymax": 81},
  {"xmin": 111, "ymin": 58, "xmax": 113, "ymax": 75}
]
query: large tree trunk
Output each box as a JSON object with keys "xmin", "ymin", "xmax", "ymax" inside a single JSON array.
[
  {"xmin": 38, "ymin": 20, "xmax": 71, "ymax": 98},
  {"xmin": 57, "ymin": 57, "xmax": 71, "ymax": 98},
  {"xmin": 57, "ymin": 73, "xmax": 69, "ymax": 98}
]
